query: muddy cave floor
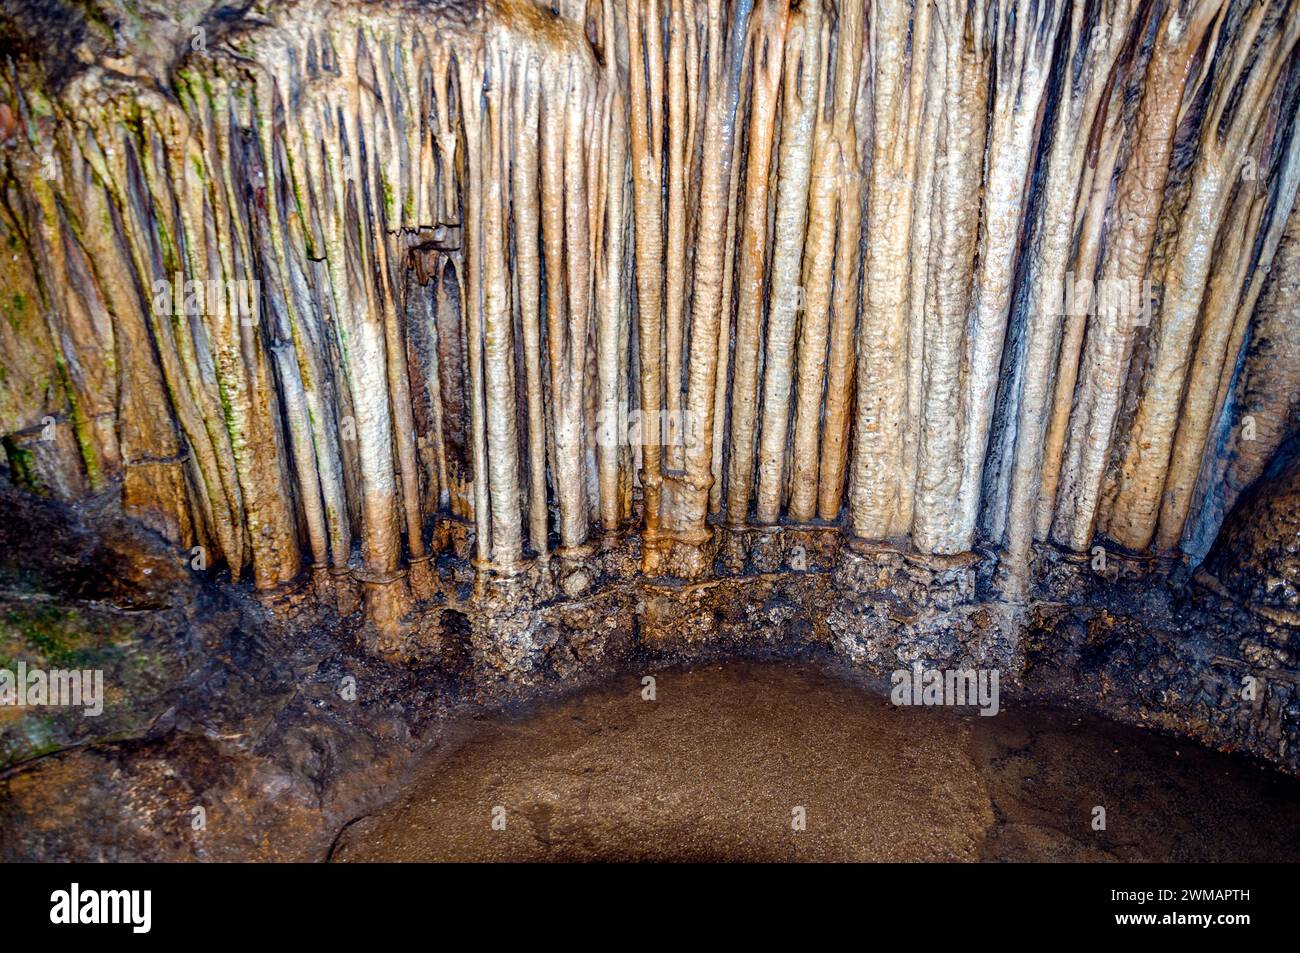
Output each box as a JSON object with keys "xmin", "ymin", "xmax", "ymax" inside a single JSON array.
[{"xmin": 329, "ymin": 660, "xmax": 1300, "ymax": 862}]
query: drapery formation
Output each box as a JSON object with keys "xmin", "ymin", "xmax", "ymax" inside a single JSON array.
[{"xmin": 2, "ymin": 0, "xmax": 1299, "ymax": 606}]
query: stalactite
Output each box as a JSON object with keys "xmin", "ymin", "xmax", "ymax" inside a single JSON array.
[
  {"xmin": 1155, "ymin": 11, "xmax": 1300, "ymax": 552},
  {"xmin": 912, "ymin": 0, "xmax": 989, "ymax": 556},
  {"xmin": 669, "ymin": 0, "xmax": 752, "ymax": 534},
  {"xmin": 595, "ymin": 0, "xmax": 632, "ymax": 533},
  {"xmin": 663, "ymin": 0, "xmax": 692, "ymax": 472},
  {"xmin": 1034, "ymin": 42, "xmax": 1133, "ymax": 543},
  {"xmin": 708, "ymin": 34, "xmax": 745, "ymax": 519},
  {"xmin": 625, "ymin": 0, "xmax": 666, "ymax": 534},
  {"xmin": 725, "ymin": 0, "xmax": 788, "ymax": 526},
  {"xmin": 1001, "ymin": 0, "xmax": 1141, "ymax": 595},
  {"xmin": 3, "ymin": 0, "xmax": 1299, "ymax": 628},
  {"xmin": 815, "ymin": 3, "xmax": 868, "ymax": 525},
  {"xmin": 755, "ymin": 0, "xmax": 820, "ymax": 526},
  {"xmin": 510, "ymin": 51, "xmax": 550, "ymax": 557},
  {"xmin": 851, "ymin": 0, "xmax": 929, "ymax": 541},
  {"xmin": 954, "ymin": 0, "xmax": 1064, "ymax": 548},
  {"xmin": 1104, "ymin": 4, "xmax": 1300, "ymax": 552},
  {"xmin": 1051, "ymin": 0, "xmax": 1221, "ymax": 553},
  {"xmin": 788, "ymin": 1, "xmax": 864, "ymax": 525},
  {"xmin": 1187, "ymin": 199, "xmax": 1300, "ymax": 554},
  {"xmin": 479, "ymin": 41, "xmax": 525, "ymax": 567}
]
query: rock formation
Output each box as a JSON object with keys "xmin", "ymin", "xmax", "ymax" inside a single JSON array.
[{"xmin": 2, "ymin": 0, "xmax": 1299, "ymax": 769}]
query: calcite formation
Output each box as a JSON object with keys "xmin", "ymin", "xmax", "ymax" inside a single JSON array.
[{"xmin": 1, "ymin": 0, "xmax": 1299, "ymax": 766}]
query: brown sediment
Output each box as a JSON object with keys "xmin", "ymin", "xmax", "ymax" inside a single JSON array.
[
  {"xmin": 328, "ymin": 662, "xmax": 1300, "ymax": 863},
  {"xmin": 7, "ymin": 1, "xmax": 1300, "ymax": 869}
]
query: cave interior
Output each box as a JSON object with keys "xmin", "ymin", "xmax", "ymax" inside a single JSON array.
[{"xmin": 1, "ymin": 0, "xmax": 1299, "ymax": 862}]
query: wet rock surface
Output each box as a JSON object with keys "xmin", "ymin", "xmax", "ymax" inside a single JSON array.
[
  {"xmin": 1204, "ymin": 449, "xmax": 1300, "ymax": 618},
  {"xmin": 0, "ymin": 485, "xmax": 475, "ymax": 861}
]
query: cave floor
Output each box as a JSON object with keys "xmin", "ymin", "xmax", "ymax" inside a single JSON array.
[{"xmin": 330, "ymin": 661, "xmax": 1300, "ymax": 862}]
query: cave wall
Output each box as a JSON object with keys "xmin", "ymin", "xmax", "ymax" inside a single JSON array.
[{"xmin": 1, "ymin": 0, "xmax": 1299, "ymax": 665}]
